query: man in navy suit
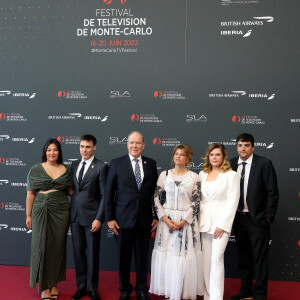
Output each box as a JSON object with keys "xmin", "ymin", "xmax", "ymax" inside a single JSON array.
[
  {"xmin": 71, "ymin": 134, "xmax": 108, "ymax": 300},
  {"xmin": 105, "ymin": 131, "xmax": 158, "ymax": 300},
  {"xmin": 229, "ymin": 133, "xmax": 279, "ymax": 300}
]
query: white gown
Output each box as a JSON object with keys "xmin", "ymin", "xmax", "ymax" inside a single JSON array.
[{"xmin": 149, "ymin": 170, "xmax": 204, "ymax": 300}]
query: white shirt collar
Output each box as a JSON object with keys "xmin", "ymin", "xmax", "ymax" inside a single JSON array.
[
  {"xmin": 128, "ymin": 154, "xmax": 142, "ymax": 162},
  {"xmin": 238, "ymin": 154, "xmax": 253, "ymax": 166},
  {"xmin": 81, "ymin": 155, "xmax": 94, "ymax": 165}
]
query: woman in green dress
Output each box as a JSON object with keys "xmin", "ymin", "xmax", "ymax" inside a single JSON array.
[{"xmin": 26, "ymin": 138, "xmax": 74, "ymax": 300}]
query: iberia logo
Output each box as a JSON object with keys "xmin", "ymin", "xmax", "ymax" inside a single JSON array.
[
  {"xmin": 153, "ymin": 138, "xmax": 162, "ymax": 145},
  {"xmin": 232, "ymin": 115, "xmax": 241, "ymax": 123},
  {"xmin": 57, "ymin": 136, "xmax": 65, "ymax": 143},
  {"xmin": 131, "ymin": 114, "xmax": 140, "ymax": 121},
  {"xmin": 0, "ymin": 113, "xmax": 7, "ymax": 120},
  {"xmin": 58, "ymin": 91, "xmax": 66, "ymax": 98},
  {"xmin": 154, "ymin": 91, "xmax": 163, "ymax": 98},
  {"xmin": 103, "ymin": 0, "xmax": 127, "ymax": 5},
  {"xmin": 0, "ymin": 158, "xmax": 6, "ymax": 164}
]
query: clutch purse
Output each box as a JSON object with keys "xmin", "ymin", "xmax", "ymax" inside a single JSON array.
[
  {"xmin": 159, "ymin": 190, "xmax": 166, "ymax": 205},
  {"xmin": 159, "ymin": 169, "xmax": 168, "ymax": 205}
]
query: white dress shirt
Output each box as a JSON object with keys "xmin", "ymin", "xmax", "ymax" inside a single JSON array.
[
  {"xmin": 129, "ymin": 154, "xmax": 144, "ymax": 182},
  {"xmin": 237, "ymin": 154, "xmax": 253, "ymax": 212},
  {"xmin": 76, "ymin": 156, "xmax": 94, "ymax": 181}
]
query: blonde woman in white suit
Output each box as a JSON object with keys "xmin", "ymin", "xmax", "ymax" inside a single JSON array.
[{"xmin": 199, "ymin": 143, "xmax": 240, "ymax": 300}]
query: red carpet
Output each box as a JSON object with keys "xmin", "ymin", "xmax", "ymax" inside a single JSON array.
[{"xmin": 0, "ymin": 265, "xmax": 299, "ymax": 300}]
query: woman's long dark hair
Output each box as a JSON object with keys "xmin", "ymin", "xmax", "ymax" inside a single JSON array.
[{"xmin": 41, "ymin": 138, "xmax": 63, "ymax": 164}]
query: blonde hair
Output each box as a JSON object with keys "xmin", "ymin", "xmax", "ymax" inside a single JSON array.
[
  {"xmin": 202, "ymin": 143, "xmax": 231, "ymax": 173},
  {"xmin": 172, "ymin": 144, "xmax": 193, "ymax": 165}
]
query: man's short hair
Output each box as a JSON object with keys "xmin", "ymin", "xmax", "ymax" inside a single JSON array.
[
  {"xmin": 127, "ymin": 131, "xmax": 144, "ymax": 143},
  {"xmin": 80, "ymin": 134, "xmax": 97, "ymax": 146},
  {"xmin": 236, "ymin": 133, "xmax": 255, "ymax": 147}
]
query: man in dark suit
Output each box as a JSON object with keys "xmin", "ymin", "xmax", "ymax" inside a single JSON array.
[
  {"xmin": 105, "ymin": 131, "xmax": 158, "ymax": 300},
  {"xmin": 229, "ymin": 133, "xmax": 279, "ymax": 300},
  {"xmin": 70, "ymin": 134, "xmax": 108, "ymax": 300}
]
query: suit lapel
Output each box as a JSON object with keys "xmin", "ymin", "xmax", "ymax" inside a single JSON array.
[
  {"xmin": 126, "ymin": 155, "xmax": 139, "ymax": 189},
  {"xmin": 80, "ymin": 157, "xmax": 96, "ymax": 185},
  {"xmin": 141, "ymin": 156, "xmax": 147, "ymax": 188},
  {"xmin": 73, "ymin": 160, "xmax": 81, "ymax": 186}
]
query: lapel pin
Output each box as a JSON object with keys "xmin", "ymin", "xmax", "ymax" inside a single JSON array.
[
  {"xmin": 91, "ymin": 165, "xmax": 94, "ymax": 168},
  {"xmin": 144, "ymin": 161, "xmax": 146, "ymax": 164}
]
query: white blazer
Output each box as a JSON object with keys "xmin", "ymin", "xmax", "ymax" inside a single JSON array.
[{"xmin": 198, "ymin": 170, "xmax": 240, "ymax": 236}]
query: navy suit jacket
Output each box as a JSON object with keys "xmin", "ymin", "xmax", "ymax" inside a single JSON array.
[
  {"xmin": 71, "ymin": 157, "xmax": 108, "ymax": 226},
  {"xmin": 230, "ymin": 154, "xmax": 279, "ymax": 226},
  {"xmin": 105, "ymin": 154, "xmax": 158, "ymax": 230}
]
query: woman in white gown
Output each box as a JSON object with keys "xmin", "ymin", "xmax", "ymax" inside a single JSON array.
[
  {"xmin": 199, "ymin": 143, "xmax": 240, "ymax": 300},
  {"xmin": 150, "ymin": 144, "xmax": 203, "ymax": 300}
]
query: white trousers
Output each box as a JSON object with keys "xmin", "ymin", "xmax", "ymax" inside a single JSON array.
[{"xmin": 202, "ymin": 232, "xmax": 229, "ymax": 300}]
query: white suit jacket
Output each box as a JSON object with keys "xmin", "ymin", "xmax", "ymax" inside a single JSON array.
[{"xmin": 198, "ymin": 170, "xmax": 240, "ymax": 236}]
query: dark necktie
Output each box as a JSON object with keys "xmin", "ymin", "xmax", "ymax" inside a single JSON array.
[
  {"xmin": 238, "ymin": 162, "xmax": 247, "ymax": 211},
  {"xmin": 134, "ymin": 158, "xmax": 142, "ymax": 189},
  {"xmin": 78, "ymin": 161, "xmax": 86, "ymax": 184}
]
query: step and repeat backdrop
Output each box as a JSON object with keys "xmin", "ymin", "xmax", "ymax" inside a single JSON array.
[{"xmin": 0, "ymin": 0, "xmax": 299, "ymax": 281}]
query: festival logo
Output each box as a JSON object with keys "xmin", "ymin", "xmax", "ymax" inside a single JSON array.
[
  {"xmin": 131, "ymin": 114, "xmax": 162, "ymax": 123},
  {"xmin": 289, "ymin": 168, "xmax": 300, "ymax": 173},
  {"xmin": 232, "ymin": 115, "xmax": 266, "ymax": 125},
  {"xmin": 154, "ymin": 91, "xmax": 163, "ymax": 98},
  {"xmin": 0, "ymin": 157, "xmax": 26, "ymax": 167},
  {"xmin": 0, "ymin": 113, "xmax": 27, "ymax": 122},
  {"xmin": 152, "ymin": 138, "xmax": 181, "ymax": 147},
  {"xmin": 1, "ymin": 201, "xmax": 25, "ymax": 211},
  {"xmin": 154, "ymin": 90, "xmax": 186, "ymax": 100},
  {"xmin": 58, "ymin": 90, "xmax": 87, "ymax": 99},
  {"xmin": 153, "ymin": 138, "xmax": 161, "ymax": 145},
  {"xmin": 57, "ymin": 136, "xmax": 81, "ymax": 145}
]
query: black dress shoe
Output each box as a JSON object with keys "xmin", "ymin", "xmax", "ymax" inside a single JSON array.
[
  {"xmin": 229, "ymin": 292, "xmax": 253, "ymax": 300},
  {"xmin": 71, "ymin": 290, "xmax": 88, "ymax": 300},
  {"xmin": 119, "ymin": 293, "xmax": 130, "ymax": 300},
  {"xmin": 136, "ymin": 292, "xmax": 150, "ymax": 300},
  {"xmin": 89, "ymin": 291, "xmax": 101, "ymax": 300}
]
